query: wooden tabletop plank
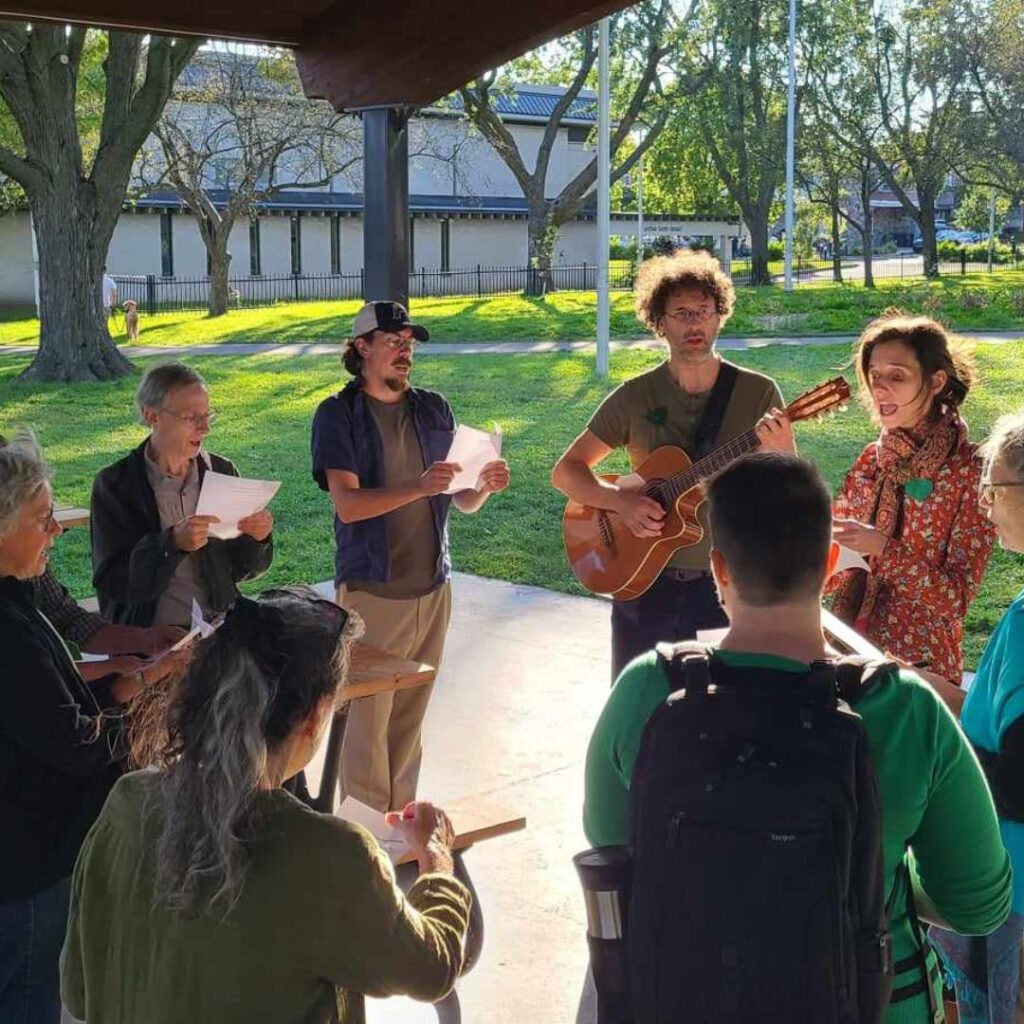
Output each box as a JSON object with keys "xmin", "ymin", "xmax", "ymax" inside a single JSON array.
[
  {"xmin": 394, "ymin": 796, "xmax": 527, "ymax": 864},
  {"xmin": 55, "ymin": 504, "xmax": 90, "ymax": 528},
  {"xmin": 344, "ymin": 643, "xmax": 435, "ymax": 700}
]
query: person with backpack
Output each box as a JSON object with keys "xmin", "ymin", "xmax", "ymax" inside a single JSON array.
[{"xmin": 583, "ymin": 451, "xmax": 1011, "ymax": 1023}]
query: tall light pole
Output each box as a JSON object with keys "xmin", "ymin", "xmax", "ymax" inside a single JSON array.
[
  {"xmin": 783, "ymin": 0, "xmax": 797, "ymax": 291},
  {"xmin": 636, "ymin": 151, "xmax": 645, "ymax": 276},
  {"xmin": 596, "ymin": 16, "xmax": 611, "ymax": 378}
]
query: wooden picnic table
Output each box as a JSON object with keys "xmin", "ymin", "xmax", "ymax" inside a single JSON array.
[
  {"xmin": 55, "ymin": 504, "xmax": 90, "ymax": 529},
  {"xmin": 312, "ymin": 643, "xmax": 435, "ymax": 813}
]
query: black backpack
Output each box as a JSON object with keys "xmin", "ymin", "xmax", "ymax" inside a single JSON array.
[{"xmin": 627, "ymin": 643, "xmax": 900, "ymax": 1024}]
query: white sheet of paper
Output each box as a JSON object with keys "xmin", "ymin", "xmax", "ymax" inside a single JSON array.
[
  {"xmin": 168, "ymin": 599, "xmax": 222, "ymax": 652},
  {"xmin": 336, "ymin": 797, "xmax": 410, "ymax": 863},
  {"xmin": 76, "ymin": 652, "xmax": 110, "ymax": 663},
  {"xmin": 834, "ymin": 545, "xmax": 871, "ymax": 574},
  {"xmin": 194, "ymin": 470, "xmax": 280, "ymax": 540},
  {"xmin": 443, "ymin": 423, "xmax": 502, "ymax": 494}
]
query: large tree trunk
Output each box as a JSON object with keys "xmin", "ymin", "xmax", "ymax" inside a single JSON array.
[
  {"xmin": 831, "ymin": 206, "xmax": 843, "ymax": 284},
  {"xmin": 526, "ymin": 203, "xmax": 558, "ymax": 297},
  {"xmin": 21, "ymin": 178, "xmax": 133, "ymax": 382},
  {"xmin": 207, "ymin": 231, "xmax": 233, "ymax": 317},
  {"xmin": 861, "ymin": 174, "xmax": 875, "ymax": 289},
  {"xmin": 746, "ymin": 206, "xmax": 772, "ymax": 287},
  {"xmin": 918, "ymin": 189, "xmax": 939, "ymax": 279}
]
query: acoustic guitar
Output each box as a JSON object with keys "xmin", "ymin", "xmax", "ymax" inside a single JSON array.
[{"xmin": 563, "ymin": 377, "xmax": 851, "ymax": 600}]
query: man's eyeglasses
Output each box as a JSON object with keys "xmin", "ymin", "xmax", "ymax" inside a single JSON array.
[
  {"xmin": 664, "ymin": 307, "xmax": 716, "ymax": 324},
  {"xmin": 160, "ymin": 409, "xmax": 218, "ymax": 428},
  {"xmin": 980, "ymin": 481, "xmax": 1024, "ymax": 504},
  {"xmin": 376, "ymin": 332, "xmax": 416, "ymax": 351}
]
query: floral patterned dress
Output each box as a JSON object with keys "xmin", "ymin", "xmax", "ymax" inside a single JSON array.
[{"xmin": 829, "ymin": 435, "xmax": 996, "ymax": 682}]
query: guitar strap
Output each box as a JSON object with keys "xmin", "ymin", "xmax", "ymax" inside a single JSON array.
[{"xmin": 691, "ymin": 360, "xmax": 739, "ymax": 460}]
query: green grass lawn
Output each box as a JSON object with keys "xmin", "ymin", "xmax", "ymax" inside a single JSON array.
[
  {"xmin": 1, "ymin": 270, "xmax": 1022, "ymax": 348},
  {"xmin": 0, "ymin": 339, "xmax": 1020, "ymax": 670}
]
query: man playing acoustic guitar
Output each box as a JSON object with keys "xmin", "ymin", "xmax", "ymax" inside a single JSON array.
[{"xmin": 552, "ymin": 249, "xmax": 794, "ymax": 680}]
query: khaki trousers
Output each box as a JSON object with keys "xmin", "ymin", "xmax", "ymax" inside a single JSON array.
[{"xmin": 335, "ymin": 582, "xmax": 451, "ymax": 813}]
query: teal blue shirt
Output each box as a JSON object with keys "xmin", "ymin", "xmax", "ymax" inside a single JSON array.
[{"xmin": 961, "ymin": 588, "xmax": 1024, "ymax": 914}]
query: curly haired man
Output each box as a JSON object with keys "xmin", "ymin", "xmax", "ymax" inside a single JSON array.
[{"xmin": 552, "ymin": 249, "xmax": 795, "ymax": 679}]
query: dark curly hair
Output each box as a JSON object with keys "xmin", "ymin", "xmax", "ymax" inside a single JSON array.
[
  {"xmin": 854, "ymin": 309, "xmax": 976, "ymax": 423},
  {"xmin": 634, "ymin": 249, "xmax": 736, "ymax": 333}
]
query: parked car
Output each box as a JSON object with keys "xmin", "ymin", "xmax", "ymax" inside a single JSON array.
[{"xmin": 912, "ymin": 233, "xmax": 923, "ymax": 253}]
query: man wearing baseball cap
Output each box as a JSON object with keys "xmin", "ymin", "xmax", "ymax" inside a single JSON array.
[{"xmin": 311, "ymin": 300, "xmax": 510, "ymax": 812}]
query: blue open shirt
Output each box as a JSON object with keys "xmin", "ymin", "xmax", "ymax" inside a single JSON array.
[{"xmin": 311, "ymin": 377, "xmax": 455, "ymax": 588}]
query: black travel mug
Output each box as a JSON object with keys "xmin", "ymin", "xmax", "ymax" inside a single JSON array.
[{"xmin": 573, "ymin": 846, "xmax": 634, "ymax": 1024}]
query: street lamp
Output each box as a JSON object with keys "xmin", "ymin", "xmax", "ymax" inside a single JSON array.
[{"xmin": 783, "ymin": 0, "xmax": 797, "ymax": 291}]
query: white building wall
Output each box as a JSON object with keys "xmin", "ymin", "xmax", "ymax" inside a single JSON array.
[
  {"xmin": 412, "ymin": 219, "xmax": 442, "ymax": 270},
  {"xmin": 340, "ymin": 218, "xmax": 362, "ymax": 274},
  {"xmin": 108, "ymin": 214, "xmax": 162, "ymax": 277},
  {"xmin": 301, "ymin": 216, "xmax": 331, "ymax": 274},
  {"xmin": 260, "ymin": 217, "xmax": 293, "ymax": 276},
  {"xmin": 0, "ymin": 212, "xmax": 35, "ymax": 306},
  {"xmin": 172, "ymin": 213, "xmax": 209, "ymax": 277},
  {"xmin": 451, "ymin": 220, "xmax": 529, "ymax": 266},
  {"xmin": 555, "ymin": 221, "xmax": 598, "ymax": 265}
]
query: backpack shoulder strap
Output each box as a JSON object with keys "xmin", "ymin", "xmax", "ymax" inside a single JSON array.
[
  {"xmin": 834, "ymin": 655, "xmax": 901, "ymax": 706},
  {"xmin": 655, "ymin": 641, "xmax": 713, "ymax": 696}
]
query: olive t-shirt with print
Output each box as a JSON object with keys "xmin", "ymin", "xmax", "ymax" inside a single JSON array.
[
  {"xmin": 348, "ymin": 395, "xmax": 440, "ymax": 599},
  {"xmin": 586, "ymin": 359, "xmax": 783, "ymax": 571}
]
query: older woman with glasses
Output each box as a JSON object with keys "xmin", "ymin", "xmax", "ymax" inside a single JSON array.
[
  {"xmin": 0, "ymin": 433, "xmax": 183, "ymax": 1023},
  {"xmin": 924, "ymin": 410, "xmax": 1024, "ymax": 1024},
  {"xmin": 91, "ymin": 361, "xmax": 273, "ymax": 629},
  {"xmin": 61, "ymin": 586, "xmax": 471, "ymax": 1024}
]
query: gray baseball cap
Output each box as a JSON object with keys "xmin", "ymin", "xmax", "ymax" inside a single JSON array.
[{"xmin": 351, "ymin": 300, "xmax": 429, "ymax": 342}]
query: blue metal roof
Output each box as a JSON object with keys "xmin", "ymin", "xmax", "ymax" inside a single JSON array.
[{"xmin": 442, "ymin": 85, "xmax": 597, "ymax": 124}]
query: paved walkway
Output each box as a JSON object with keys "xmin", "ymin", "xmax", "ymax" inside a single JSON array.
[
  {"xmin": 4, "ymin": 329, "xmax": 1023, "ymax": 361},
  {"xmin": 305, "ymin": 571, "xmax": 608, "ymax": 1023}
]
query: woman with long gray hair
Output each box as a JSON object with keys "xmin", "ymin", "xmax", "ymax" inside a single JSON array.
[
  {"xmin": 0, "ymin": 432, "xmax": 180, "ymax": 1023},
  {"xmin": 61, "ymin": 585, "xmax": 472, "ymax": 1024}
]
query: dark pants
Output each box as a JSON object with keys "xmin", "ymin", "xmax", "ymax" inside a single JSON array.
[
  {"xmin": 0, "ymin": 876, "xmax": 71, "ymax": 1024},
  {"xmin": 610, "ymin": 571, "xmax": 728, "ymax": 682}
]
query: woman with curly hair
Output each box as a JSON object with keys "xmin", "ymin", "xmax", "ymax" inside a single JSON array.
[{"xmin": 829, "ymin": 312, "xmax": 995, "ymax": 683}]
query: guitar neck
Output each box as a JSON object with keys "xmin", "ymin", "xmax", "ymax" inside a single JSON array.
[{"xmin": 663, "ymin": 429, "xmax": 760, "ymax": 501}]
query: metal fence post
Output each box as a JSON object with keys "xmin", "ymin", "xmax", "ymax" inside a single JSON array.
[
  {"xmin": 146, "ymin": 274, "xmax": 156, "ymax": 316},
  {"xmin": 961, "ymin": 248, "xmax": 966, "ymax": 275},
  {"xmin": 477, "ymin": 264, "xmax": 482, "ymax": 297}
]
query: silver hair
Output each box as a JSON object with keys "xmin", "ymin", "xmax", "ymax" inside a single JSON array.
[
  {"xmin": 981, "ymin": 409, "xmax": 1024, "ymax": 483},
  {"xmin": 143, "ymin": 587, "xmax": 363, "ymax": 915},
  {"xmin": 135, "ymin": 362, "xmax": 206, "ymax": 426},
  {"xmin": 0, "ymin": 430, "xmax": 53, "ymax": 536}
]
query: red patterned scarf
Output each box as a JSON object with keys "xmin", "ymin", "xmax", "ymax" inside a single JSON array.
[{"xmin": 831, "ymin": 412, "xmax": 966, "ymax": 629}]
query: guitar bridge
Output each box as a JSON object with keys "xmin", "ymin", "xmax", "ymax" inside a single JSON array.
[{"xmin": 597, "ymin": 511, "xmax": 616, "ymax": 554}]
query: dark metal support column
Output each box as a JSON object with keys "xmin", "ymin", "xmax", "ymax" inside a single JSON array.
[{"xmin": 362, "ymin": 106, "xmax": 410, "ymax": 307}]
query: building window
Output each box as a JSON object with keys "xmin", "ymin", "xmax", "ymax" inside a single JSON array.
[
  {"xmin": 160, "ymin": 210, "xmax": 174, "ymax": 277},
  {"xmin": 441, "ymin": 219, "xmax": 451, "ymax": 272},
  {"xmin": 567, "ymin": 125, "xmax": 592, "ymax": 150},
  {"xmin": 330, "ymin": 215, "xmax": 341, "ymax": 275},
  {"xmin": 249, "ymin": 219, "xmax": 261, "ymax": 276}
]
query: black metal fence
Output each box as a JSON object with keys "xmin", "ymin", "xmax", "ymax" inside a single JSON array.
[
  {"xmin": 115, "ymin": 249, "xmax": 1022, "ymax": 313},
  {"xmin": 730, "ymin": 249, "xmax": 1024, "ymax": 287}
]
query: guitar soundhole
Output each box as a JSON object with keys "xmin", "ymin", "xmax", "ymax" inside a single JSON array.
[{"xmin": 642, "ymin": 478, "xmax": 670, "ymax": 512}]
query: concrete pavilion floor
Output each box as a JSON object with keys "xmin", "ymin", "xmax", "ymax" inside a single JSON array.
[{"xmin": 304, "ymin": 572, "xmax": 610, "ymax": 1023}]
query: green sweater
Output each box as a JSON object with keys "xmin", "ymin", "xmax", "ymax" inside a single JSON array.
[
  {"xmin": 61, "ymin": 771, "xmax": 472, "ymax": 1024},
  {"xmin": 584, "ymin": 649, "xmax": 1013, "ymax": 1023}
]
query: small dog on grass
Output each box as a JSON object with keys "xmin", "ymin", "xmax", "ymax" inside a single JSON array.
[{"xmin": 123, "ymin": 299, "xmax": 139, "ymax": 341}]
